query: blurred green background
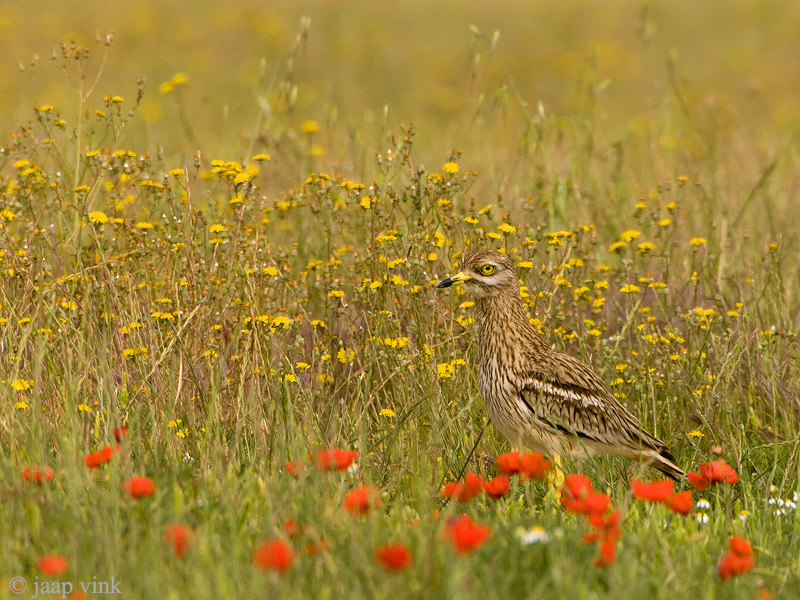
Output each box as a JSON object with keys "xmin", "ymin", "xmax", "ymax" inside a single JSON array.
[{"xmin": 2, "ymin": 0, "xmax": 799, "ymax": 230}]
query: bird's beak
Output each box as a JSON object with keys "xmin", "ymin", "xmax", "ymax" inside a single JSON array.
[{"xmin": 436, "ymin": 271, "xmax": 471, "ymax": 289}]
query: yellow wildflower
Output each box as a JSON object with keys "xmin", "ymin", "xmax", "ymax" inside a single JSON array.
[
  {"xmin": 89, "ymin": 211, "xmax": 109, "ymax": 224},
  {"xmin": 301, "ymin": 120, "xmax": 319, "ymax": 134}
]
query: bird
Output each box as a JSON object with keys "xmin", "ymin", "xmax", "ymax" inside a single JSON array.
[{"xmin": 436, "ymin": 249, "xmax": 684, "ymax": 481}]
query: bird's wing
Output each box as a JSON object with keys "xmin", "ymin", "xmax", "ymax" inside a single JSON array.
[{"xmin": 517, "ymin": 350, "xmax": 665, "ymax": 452}]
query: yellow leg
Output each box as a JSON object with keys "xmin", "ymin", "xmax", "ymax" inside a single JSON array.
[
  {"xmin": 546, "ymin": 455, "xmax": 565, "ymax": 490},
  {"xmin": 544, "ymin": 455, "xmax": 565, "ymax": 509}
]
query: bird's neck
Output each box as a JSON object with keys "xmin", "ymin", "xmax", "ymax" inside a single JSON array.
[{"xmin": 475, "ymin": 292, "xmax": 549, "ymax": 364}]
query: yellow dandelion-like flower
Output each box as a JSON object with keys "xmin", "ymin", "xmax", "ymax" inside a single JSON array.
[
  {"xmin": 272, "ymin": 316, "xmax": 292, "ymax": 329},
  {"xmin": 442, "ymin": 161, "xmax": 459, "ymax": 174},
  {"xmin": 311, "ymin": 319, "xmax": 327, "ymax": 328},
  {"xmin": 89, "ymin": 211, "xmax": 109, "ymax": 224},
  {"xmin": 620, "ymin": 229, "xmax": 641, "ymax": 242},
  {"xmin": 169, "ymin": 168, "xmax": 185, "ymax": 177},
  {"xmin": 77, "ymin": 403, "xmax": 93, "ymax": 413},
  {"xmin": 379, "ymin": 408, "xmax": 396, "ymax": 417},
  {"xmin": 437, "ymin": 363, "xmax": 454, "ymax": 379},
  {"xmin": 337, "ymin": 348, "xmax": 355, "ymax": 363},
  {"xmin": 11, "ymin": 379, "xmax": 32, "ymax": 391},
  {"xmin": 497, "ymin": 223, "xmax": 516, "ymax": 235},
  {"xmin": 359, "ymin": 197, "xmax": 371, "ymax": 209},
  {"xmin": 608, "ymin": 241, "xmax": 627, "ymax": 252},
  {"xmin": 463, "ymin": 216, "xmax": 478, "ymax": 225},
  {"xmin": 658, "ymin": 218, "xmax": 671, "ymax": 227},
  {"xmin": 478, "ymin": 204, "xmax": 492, "ymax": 215},
  {"xmin": 251, "ymin": 153, "xmax": 271, "ymax": 161},
  {"xmin": 636, "ymin": 242, "xmax": 655, "ymax": 254},
  {"xmin": 301, "ymin": 120, "xmax": 320, "ymax": 134},
  {"xmin": 687, "ymin": 430, "xmax": 704, "ymax": 438},
  {"xmin": 690, "ymin": 237, "xmax": 707, "ymax": 247},
  {"xmin": 209, "ymin": 223, "xmax": 226, "ymax": 233},
  {"xmin": 136, "ymin": 221, "xmax": 154, "ymax": 230},
  {"xmin": 171, "ymin": 72, "xmax": 189, "ymax": 86},
  {"xmin": 620, "ymin": 284, "xmax": 640, "ymax": 294},
  {"xmin": 328, "ymin": 290, "xmax": 345, "ymax": 298},
  {"xmin": 427, "ymin": 252, "xmax": 438, "ymax": 262}
]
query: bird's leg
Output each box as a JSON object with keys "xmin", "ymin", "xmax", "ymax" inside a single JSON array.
[
  {"xmin": 547, "ymin": 454, "xmax": 565, "ymax": 489},
  {"xmin": 544, "ymin": 455, "xmax": 565, "ymax": 508}
]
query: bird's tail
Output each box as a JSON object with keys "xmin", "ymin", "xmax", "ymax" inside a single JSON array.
[{"xmin": 648, "ymin": 449, "xmax": 684, "ymax": 481}]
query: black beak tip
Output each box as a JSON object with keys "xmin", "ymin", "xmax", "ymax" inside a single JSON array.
[{"xmin": 436, "ymin": 278, "xmax": 454, "ymax": 289}]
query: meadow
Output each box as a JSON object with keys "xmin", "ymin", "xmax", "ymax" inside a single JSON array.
[{"xmin": 1, "ymin": 1, "xmax": 799, "ymax": 598}]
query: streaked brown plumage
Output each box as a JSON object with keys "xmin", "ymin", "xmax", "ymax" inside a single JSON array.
[{"xmin": 437, "ymin": 249, "xmax": 683, "ymax": 480}]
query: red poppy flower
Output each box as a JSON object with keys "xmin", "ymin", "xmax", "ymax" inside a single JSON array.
[
  {"xmin": 562, "ymin": 473, "xmax": 593, "ymax": 500},
  {"xmin": 483, "ymin": 475, "xmax": 510, "ymax": 498},
  {"xmin": 718, "ymin": 552, "xmax": 754, "ymax": 580},
  {"xmin": 343, "ymin": 485, "xmax": 383, "ymax": 516},
  {"xmin": 587, "ymin": 508, "xmax": 621, "ymax": 567},
  {"xmin": 699, "ymin": 460, "xmax": 738, "ymax": 484},
  {"xmin": 588, "ymin": 507, "xmax": 621, "ymax": 532},
  {"xmin": 631, "ymin": 479, "xmax": 674, "ymax": 503},
  {"xmin": 687, "ymin": 471, "xmax": 709, "ymax": 491},
  {"xmin": 252, "ymin": 539, "xmax": 293, "ymax": 573},
  {"xmin": 38, "ymin": 554, "xmax": 68, "ymax": 576},
  {"xmin": 22, "ymin": 465, "xmax": 55, "ymax": 484},
  {"xmin": 517, "ymin": 451, "xmax": 551, "ymax": 480},
  {"xmin": 496, "ymin": 451, "xmax": 550, "ymax": 479},
  {"xmin": 282, "ymin": 519, "xmax": 303, "ymax": 538},
  {"xmin": 728, "ymin": 535, "xmax": 753, "ymax": 558},
  {"xmin": 443, "ymin": 514, "xmax": 492, "ymax": 554},
  {"xmin": 375, "ymin": 543, "xmax": 412, "ymax": 571},
  {"xmin": 286, "ymin": 460, "xmax": 305, "ymax": 478},
  {"xmin": 114, "ymin": 427, "xmax": 127, "ymax": 442},
  {"xmin": 163, "ymin": 523, "xmax": 194, "ymax": 558},
  {"xmin": 122, "ymin": 476, "xmax": 155, "ymax": 499},
  {"xmin": 594, "ymin": 536, "xmax": 617, "ymax": 567},
  {"xmin": 314, "ymin": 449, "xmax": 358, "ymax": 471},
  {"xmin": 85, "ymin": 446, "xmax": 115, "ymax": 469},
  {"xmin": 561, "ymin": 474, "xmax": 609, "ymax": 516},
  {"xmin": 666, "ymin": 491, "xmax": 692, "ymax": 515},
  {"xmin": 718, "ymin": 535, "xmax": 755, "ymax": 580},
  {"xmin": 496, "ymin": 451, "xmax": 523, "ymax": 475},
  {"xmin": 441, "ymin": 472, "xmax": 484, "ymax": 502}
]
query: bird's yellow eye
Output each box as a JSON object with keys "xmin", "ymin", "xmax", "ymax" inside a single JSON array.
[{"xmin": 479, "ymin": 264, "xmax": 496, "ymax": 276}]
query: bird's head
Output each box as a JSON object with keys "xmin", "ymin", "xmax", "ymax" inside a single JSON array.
[{"xmin": 436, "ymin": 250, "xmax": 518, "ymax": 299}]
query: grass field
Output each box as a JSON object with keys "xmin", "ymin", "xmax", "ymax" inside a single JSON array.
[{"xmin": 1, "ymin": 1, "xmax": 799, "ymax": 598}]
